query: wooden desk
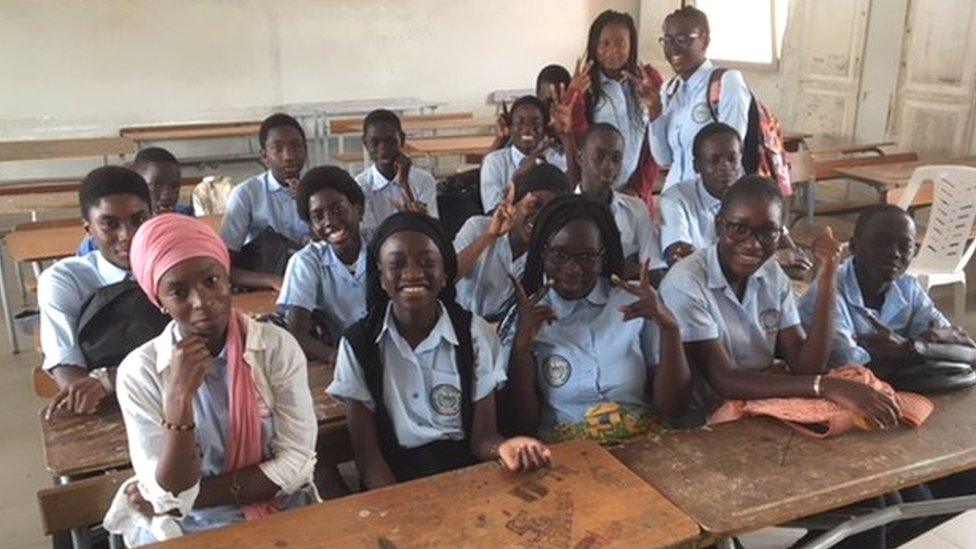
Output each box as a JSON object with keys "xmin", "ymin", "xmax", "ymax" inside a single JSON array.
[
  {"xmin": 231, "ymin": 290, "xmax": 278, "ymax": 317},
  {"xmin": 834, "ymin": 155, "xmax": 976, "ymax": 194},
  {"xmin": 158, "ymin": 440, "xmax": 699, "ymax": 549},
  {"xmin": 120, "ymin": 121, "xmax": 262, "ymax": 143},
  {"xmin": 328, "ymin": 112, "xmax": 474, "ymax": 136},
  {"xmin": 406, "ymin": 134, "xmax": 496, "ymax": 158},
  {"xmin": 41, "ymin": 361, "xmax": 343, "ymax": 478},
  {"xmin": 0, "ymin": 137, "xmax": 136, "ymax": 162},
  {"xmin": 4, "ymin": 224, "xmax": 85, "ymax": 263},
  {"xmin": 612, "ymin": 388, "xmax": 976, "ymax": 539}
]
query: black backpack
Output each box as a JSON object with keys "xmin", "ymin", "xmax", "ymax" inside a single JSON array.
[
  {"xmin": 236, "ymin": 226, "xmax": 302, "ymax": 276},
  {"xmin": 77, "ymin": 280, "xmax": 170, "ymax": 369},
  {"xmin": 437, "ymin": 169, "xmax": 484, "ymax": 242}
]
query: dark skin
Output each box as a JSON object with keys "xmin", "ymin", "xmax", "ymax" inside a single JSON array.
[
  {"xmin": 47, "ymin": 194, "xmax": 151, "ymax": 418},
  {"xmin": 350, "ymin": 231, "xmax": 552, "ymax": 489},
  {"xmin": 683, "ymin": 198, "xmax": 903, "ymax": 429},
  {"xmin": 231, "ymin": 125, "xmax": 308, "ymax": 291},
  {"xmin": 135, "ymin": 161, "xmax": 182, "ymax": 214},
  {"xmin": 665, "ymin": 132, "xmax": 744, "ymax": 264},
  {"xmin": 284, "ymin": 188, "xmax": 365, "ymax": 362},
  {"xmin": 140, "ymin": 257, "xmax": 280, "ymax": 508},
  {"xmin": 363, "ymin": 121, "xmax": 426, "ymax": 214},
  {"xmin": 596, "ymin": 23, "xmax": 631, "ymax": 79},
  {"xmin": 456, "ymin": 184, "xmax": 560, "ymax": 281},
  {"xmin": 505, "ymin": 219, "xmax": 691, "ymax": 434},
  {"xmin": 662, "ymin": 16, "xmax": 709, "ymax": 81},
  {"xmin": 851, "ymin": 212, "xmax": 976, "ymax": 364}
]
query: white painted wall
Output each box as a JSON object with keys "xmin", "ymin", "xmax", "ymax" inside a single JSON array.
[{"xmin": 1, "ymin": 0, "xmax": 637, "ymax": 139}]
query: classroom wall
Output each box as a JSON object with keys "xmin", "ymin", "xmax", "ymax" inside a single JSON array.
[{"xmin": 0, "ymin": 0, "xmax": 637, "ymax": 140}]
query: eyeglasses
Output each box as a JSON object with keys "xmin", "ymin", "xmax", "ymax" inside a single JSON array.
[
  {"xmin": 658, "ymin": 33, "xmax": 701, "ymax": 48},
  {"xmin": 543, "ymin": 247, "xmax": 605, "ymax": 268},
  {"xmin": 721, "ymin": 219, "xmax": 783, "ymax": 247}
]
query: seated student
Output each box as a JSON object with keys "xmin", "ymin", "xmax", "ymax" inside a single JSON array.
[
  {"xmin": 480, "ymin": 96, "xmax": 569, "ymax": 213},
  {"xmin": 39, "ymin": 166, "xmax": 153, "ymax": 416},
  {"xmin": 488, "ymin": 65, "xmax": 573, "ymax": 154},
  {"xmin": 109, "ymin": 214, "xmax": 317, "ymax": 545},
  {"xmin": 503, "ymin": 195, "xmax": 691, "ymax": 441},
  {"xmin": 799, "ymin": 205, "xmax": 974, "ymax": 367},
  {"xmin": 220, "ymin": 113, "xmax": 311, "ymax": 291},
  {"xmin": 659, "ymin": 176, "xmax": 898, "ymax": 426},
  {"xmin": 277, "ymin": 166, "xmax": 369, "ymax": 361},
  {"xmin": 327, "ymin": 212, "xmax": 551, "ymax": 488},
  {"xmin": 575, "ymin": 123, "xmax": 665, "ymax": 278},
  {"xmin": 77, "ymin": 146, "xmax": 192, "ymax": 255},
  {"xmin": 356, "ymin": 109, "xmax": 439, "ymax": 233},
  {"xmin": 660, "ymin": 123, "xmax": 811, "ymax": 273},
  {"xmin": 454, "ymin": 164, "xmax": 570, "ymax": 321}
]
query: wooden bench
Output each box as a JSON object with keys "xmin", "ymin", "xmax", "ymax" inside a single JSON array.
[
  {"xmin": 37, "ymin": 469, "xmax": 132, "ymax": 536},
  {"xmin": 327, "ymin": 112, "xmax": 474, "ymax": 136},
  {"xmin": 0, "ymin": 137, "xmax": 136, "ymax": 163},
  {"xmin": 119, "ymin": 121, "xmax": 262, "ymax": 143}
]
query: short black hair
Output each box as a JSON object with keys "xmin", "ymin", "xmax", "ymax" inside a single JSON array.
[
  {"xmin": 514, "ymin": 163, "xmax": 571, "ymax": 204},
  {"xmin": 521, "ymin": 194, "xmax": 624, "ymax": 296},
  {"xmin": 582, "ymin": 122, "xmax": 624, "ymax": 149},
  {"xmin": 132, "ymin": 146, "xmax": 179, "ymax": 170},
  {"xmin": 718, "ymin": 175, "xmax": 783, "ymax": 220},
  {"xmin": 535, "ymin": 64, "xmax": 572, "ymax": 91},
  {"xmin": 510, "ymin": 95, "xmax": 550, "ymax": 129},
  {"xmin": 853, "ymin": 204, "xmax": 913, "ymax": 241},
  {"xmin": 78, "ymin": 166, "xmax": 151, "ymax": 220},
  {"xmin": 296, "ymin": 165, "xmax": 365, "ymax": 223},
  {"xmin": 362, "ymin": 109, "xmax": 404, "ymax": 137},
  {"xmin": 664, "ymin": 5, "xmax": 710, "ymax": 36},
  {"xmin": 692, "ymin": 122, "xmax": 741, "ymax": 160},
  {"xmin": 259, "ymin": 113, "xmax": 306, "ymax": 148}
]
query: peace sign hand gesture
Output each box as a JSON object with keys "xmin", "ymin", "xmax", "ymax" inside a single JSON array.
[
  {"xmin": 611, "ymin": 260, "xmax": 678, "ymax": 330},
  {"xmin": 496, "ymin": 101, "xmax": 511, "ymax": 140},
  {"xmin": 622, "ymin": 62, "xmax": 663, "ymax": 119},
  {"xmin": 567, "ymin": 57, "xmax": 594, "ymax": 102},
  {"xmin": 488, "ymin": 183, "xmax": 517, "ymax": 237},
  {"xmin": 549, "ymin": 83, "xmax": 573, "ymax": 136},
  {"xmin": 510, "ymin": 274, "xmax": 556, "ymax": 348},
  {"xmin": 393, "ymin": 154, "xmax": 427, "ymax": 215}
]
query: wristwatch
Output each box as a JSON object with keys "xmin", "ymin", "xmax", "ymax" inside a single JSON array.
[{"xmin": 89, "ymin": 367, "xmax": 114, "ymax": 393}]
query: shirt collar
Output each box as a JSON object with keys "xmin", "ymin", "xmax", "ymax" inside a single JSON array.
[
  {"xmin": 317, "ymin": 235, "xmax": 367, "ymax": 275},
  {"xmin": 368, "ymin": 164, "xmax": 398, "ymax": 192},
  {"xmin": 508, "ymin": 145, "xmax": 526, "ymax": 167},
  {"xmin": 695, "ymin": 177, "xmax": 722, "ymax": 213},
  {"xmin": 264, "ymin": 171, "xmax": 290, "ymax": 194},
  {"xmin": 703, "ymin": 244, "xmax": 768, "ymax": 290},
  {"xmin": 94, "ymin": 251, "xmax": 130, "ymax": 284},
  {"xmin": 841, "ymin": 258, "xmax": 911, "ymax": 316},
  {"xmin": 683, "ymin": 58, "xmax": 715, "ymax": 89},
  {"xmin": 375, "ymin": 301, "xmax": 459, "ymax": 348},
  {"xmin": 542, "ymin": 276, "xmax": 611, "ymax": 318},
  {"xmin": 154, "ymin": 317, "xmax": 268, "ymax": 374}
]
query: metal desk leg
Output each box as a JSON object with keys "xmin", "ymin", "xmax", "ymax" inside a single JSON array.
[
  {"xmin": 806, "ymin": 178, "xmax": 816, "ymax": 223},
  {"xmin": 0, "ymin": 245, "xmax": 21, "ymax": 354},
  {"xmin": 715, "ymin": 537, "xmax": 736, "ymax": 549}
]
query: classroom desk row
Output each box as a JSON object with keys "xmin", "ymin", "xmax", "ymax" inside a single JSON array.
[{"xmin": 39, "ymin": 359, "xmax": 976, "ymax": 548}]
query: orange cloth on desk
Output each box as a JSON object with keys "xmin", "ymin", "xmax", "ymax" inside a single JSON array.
[{"xmin": 708, "ymin": 365, "xmax": 934, "ymax": 439}]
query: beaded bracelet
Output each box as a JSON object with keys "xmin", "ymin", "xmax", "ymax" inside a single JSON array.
[{"xmin": 161, "ymin": 418, "xmax": 195, "ymax": 431}]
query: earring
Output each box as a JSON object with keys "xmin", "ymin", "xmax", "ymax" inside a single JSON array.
[{"xmin": 159, "ymin": 306, "xmax": 167, "ymax": 315}]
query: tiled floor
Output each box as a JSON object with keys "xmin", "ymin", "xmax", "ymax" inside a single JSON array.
[{"xmin": 3, "ymin": 249, "xmax": 976, "ymax": 548}]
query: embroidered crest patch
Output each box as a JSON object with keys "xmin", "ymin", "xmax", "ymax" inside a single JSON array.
[
  {"xmin": 543, "ymin": 354, "xmax": 572, "ymax": 387},
  {"xmin": 429, "ymin": 384, "xmax": 461, "ymax": 416}
]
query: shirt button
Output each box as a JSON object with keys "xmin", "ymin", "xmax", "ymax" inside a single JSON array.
[{"xmin": 412, "ymin": 393, "xmax": 419, "ymax": 399}]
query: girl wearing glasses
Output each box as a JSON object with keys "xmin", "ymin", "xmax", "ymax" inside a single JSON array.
[
  {"xmin": 501, "ymin": 195, "xmax": 691, "ymax": 442},
  {"xmin": 648, "ymin": 6, "xmax": 753, "ymax": 192},
  {"xmin": 277, "ymin": 166, "xmax": 369, "ymax": 363},
  {"xmin": 658, "ymin": 176, "xmax": 901, "ymax": 429}
]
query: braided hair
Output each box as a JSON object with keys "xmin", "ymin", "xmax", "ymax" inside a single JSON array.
[{"xmin": 585, "ymin": 10, "xmax": 643, "ymax": 129}]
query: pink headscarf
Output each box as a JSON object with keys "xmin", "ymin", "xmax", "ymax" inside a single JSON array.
[{"xmin": 130, "ymin": 214, "xmax": 278, "ymax": 519}]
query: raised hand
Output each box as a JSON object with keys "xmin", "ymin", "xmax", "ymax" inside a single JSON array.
[
  {"xmin": 510, "ymin": 274, "xmax": 557, "ymax": 348},
  {"xmin": 394, "ymin": 153, "xmax": 412, "ymax": 186},
  {"xmin": 611, "ymin": 259, "xmax": 678, "ymax": 330},
  {"xmin": 498, "ymin": 436, "xmax": 553, "ymax": 472},
  {"xmin": 567, "ymin": 57, "xmax": 594, "ymax": 102},
  {"xmin": 549, "ymin": 83, "xmax": 573, "ymax": 136},
  {"xmin": 167, "ymin": 335, "xmax": 213, "ymax": 404},
  {"xmin": 284, "ymin": 178, "xmax": 301, "ymax": 198},
  {"xmin": 496, "ymin": 101, "xmax": 511, "ymax": 140},
  {"xmin": 812, "ymin": 226, "xmax": 845, "ymax": 276},
  {"xmin": 622, "ymin": 62, "xmax": 663, "ymax": 119},
  {"xmin": 488, "ymin": 184, "xmax": 517, "ymax": 237},
  {"xmin": 393, "ymin": 156, "xmax": 428, "ymax": 215},
  {"xmin": 511, "ymin": 136, "xmax": 553, "ymax": 185}
]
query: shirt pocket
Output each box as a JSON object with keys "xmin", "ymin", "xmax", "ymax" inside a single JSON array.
[{"xmin": 427, "ymin": 369, "xmax": 463, "ymax": 429}]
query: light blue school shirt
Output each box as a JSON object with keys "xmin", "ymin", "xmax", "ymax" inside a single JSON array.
[
  {"xmin": 356, "ymin": 164, "xmax": 440, "ymax": 233},
  {"xmin": 608, "ymin": 190, "xmax": 665, "ymax": 269},
  {"xmin": 592, "ymin": 71, "xmax": 649, "ymax": 190},
  {"xmin": 452, "ymin": 215, "xmax": 525, "ymax": 321},
  {"xmin": 798, "ymin": 258, "xmax": 951, "ymax": 366},
  {"xmin": 328, "ymin": 302, "xmax": 506, "ymax": 449},
  {"xmin": 219, "ymin": 171, "xmax": 310, "ymax": 252},
  {"xmin": 659, "ymin": 175, "xmax": 722, "ymax": 252},
  {"xmin": 37, "ymin": 250, "xmax": 129, "ymax": 371},
  {"xmin": 521, "ymin": 278, "xmax": 660, "ymax": 436},
  {"xmin": 479, "ymin": 145, "xmax": 568, "ymax": 213},
  {"xmin": 650, "ymin": 60, "xmax": 751, "ymax": 191},
  {"xmin": 276, "ymin": 235, "xmax": 369, "ymax": 344}
]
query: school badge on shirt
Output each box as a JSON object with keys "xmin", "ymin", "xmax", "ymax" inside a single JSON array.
[
  {"xmin": 760, "ymin": 308, "xmax": 780, "ymax": 332},
  {"xmin": 692, "ymin": 102, "xmax": 712, "ymax": 124},
  {"xmin": 430, "ymin": 384, "xmax": 461, "ymax": 416},
  {"xmin": 543, "ymin": 355, "xmax": 572, "ymax": 387}
]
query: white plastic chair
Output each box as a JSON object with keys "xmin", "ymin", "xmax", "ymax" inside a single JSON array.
[{"xmin": 897, "ymin": 165, "xmax": 976, "ymax": 322}]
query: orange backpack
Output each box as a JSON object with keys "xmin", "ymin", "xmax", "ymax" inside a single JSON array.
[{"xmin": 707, "ymin": 68, "xmax": 793, "ymax": 196}]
